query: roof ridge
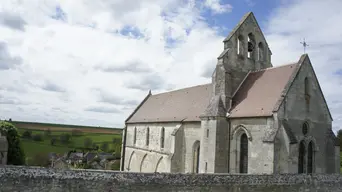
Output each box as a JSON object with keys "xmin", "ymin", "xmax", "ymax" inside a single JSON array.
[
  {"xmin": 153, "ymin": 83, "xmax": 211, "ymax": 96},
  {"xmin": 251, "ymin": 62, "xmax": 298, "ymax": 73}
]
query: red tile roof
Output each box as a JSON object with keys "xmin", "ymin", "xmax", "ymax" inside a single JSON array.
[
  {"xmin": 126, "ymin": 63, "xmax": 299, "ymax": 123},
  {"xmin": 229, "ymin": 63, "xmax": 298, "ymax": 117}
]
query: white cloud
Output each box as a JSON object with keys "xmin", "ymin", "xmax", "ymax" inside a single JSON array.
[
  {"xmin": 204, "ymin": 0, "xmax": 233, "ymax": 14},
  {"xmin": 264, "ymin": 0, "xmax": 342, "ymax": 132},
  {"xmin": 0, "ymin": 0, "xmax": 225, "ymax": 127},
  {"xmin": 1, "ymin": 0, "xmax": 341, "ymax": 133}
]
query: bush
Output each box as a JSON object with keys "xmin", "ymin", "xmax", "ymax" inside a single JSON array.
[
  {"xmin": 92, "ymin": 143, "xmax": 99, "ymax": 151},
  {"xmin": 100, "ymin": 142, "xmax": 109, "ymax": 152},
  {"xmin": 21, "ymin": 130, "xmax": 32, "ymax": 139},
  {"xmin": 32, "ymin": 134, "xmax": 43, "ymax": 142},
  {"xmin": 110, "ymin": 160, "xmax": 120, "ymax": 170},
  {"xmin": 60, "ymin": 133, "xmax": 71, "ymax": 144},
  {"xmin": 44, "ymin": 129, "xmax": 51, "ymax": 138},
  {"xmin": 112, "ymin": 138, "xmax": 121, "ymax": 144},
  {"xmin": 0, "ymin": 121, "xmax": 26, "ymax": 165},
  {"xmin": 50, "ymin": 137, "xmax": 57, "ymax": 146},
  {"xmin": 84, "ymin": 137, "xmax": 93, "ymax": 148},
  {"xmin": 30, "ymin": 152, "xmax": 50, "ymax": 167}
]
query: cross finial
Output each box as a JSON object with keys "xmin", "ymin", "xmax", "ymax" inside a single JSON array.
[{"xmin": 300, "ymin": 38, "xmax": 309, "ymax": 54}]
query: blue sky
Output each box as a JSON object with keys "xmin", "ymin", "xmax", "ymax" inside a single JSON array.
[{"xmin": 0, "ymin": 0, "xmax": 342, "ymax": 131}]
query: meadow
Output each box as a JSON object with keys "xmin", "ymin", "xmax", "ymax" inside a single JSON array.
[{"xmin": 17, "ymin": 127, "xmax": 122, "ymax": 165}]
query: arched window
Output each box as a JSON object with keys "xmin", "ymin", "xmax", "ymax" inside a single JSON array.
[
  {"xmin": 160, "ymin": 127, "xmax": 165, "ymax": 149},
  {"xmin": 146, "ymin": 127, "xmax": 150, "ymax": 146},
  {"xmin": 258, "ymin": 42, "xmax": 264, "ymax": 61},
  {"xmin": 237, "ymin": 35, "xmax": 244, "ymax": 55},
  {"xmin": 239, "ymin": 133, "xmax": 248, "ymax": 173},
  {"xmin": 298, "ymin": 140, "xmax": 306, "ymax": 173},
  {"xmin": 247, "ymin": 33, "xmax": 256, "ymax": 59},
  {"xmin": 193, "ymin": 141, "xmax": 200, "ymax": 173},
  {"xmin": 133, "ymin": 127, "xmax": 137, "ymax": 145},
  {"xmin": 307, "ymin": 141, "xmax": 314, "ymax": 173}
]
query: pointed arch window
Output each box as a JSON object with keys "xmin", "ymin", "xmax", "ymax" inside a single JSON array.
[
  {"xmin": 307, "ymin": 141, "xmax": 314, "ymax": 173},
  {"xmin": 160, "ymin": 127, "xmax": 165, "ymax": 149},
  {"xmin": 258, "ymin": 42, "xmax": 264, "ymax": 61},
  {"xmin": 298, "ymin": 140, "xmax": 306, "ymax": 173},
  {"xmin": 193, "ymin": 141, "xmax": 200, "ymax": 173},
  {"xmin": 239, "ymin": 133, "xmax": 248, "ymax": 173},
  {"xmin": 146, "ymin": 127, "xmax": 150, "ymax": 146},
  {"xmin": 133, "ymin": 127, "xmax": 137, "ymax": 145},
  {"xmin": 247, "ymin": 33, "xmax": 256, "ymax": 59}
]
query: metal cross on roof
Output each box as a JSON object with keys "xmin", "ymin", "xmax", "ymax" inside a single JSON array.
[{"xmin": 300, "ymin": 38, "xmax": 309, "ymax": 54}]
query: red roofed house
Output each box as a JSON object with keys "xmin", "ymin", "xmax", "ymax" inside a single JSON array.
[{"xmin": 121, "ymin": 12, "xmax": 340, "ymax": 174}]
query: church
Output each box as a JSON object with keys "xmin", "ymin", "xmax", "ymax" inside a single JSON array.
[{"xmin": 120, "ymin": 12, "xmax": 340, "ymax": 174}]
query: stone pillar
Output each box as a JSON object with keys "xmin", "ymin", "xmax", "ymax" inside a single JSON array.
[{"xmin": 0, "ymin": 132, "xmax": 8, "ymax": 165}]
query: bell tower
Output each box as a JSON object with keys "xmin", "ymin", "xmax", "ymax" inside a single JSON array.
[{"xmin": 198, "ymin": 12, "xmax": 273, "ymax": 174}]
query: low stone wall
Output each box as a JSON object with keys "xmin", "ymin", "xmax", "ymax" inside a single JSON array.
[{"xmin": 0, "ymin": 166, "xmax": 342, "ymax": 192}]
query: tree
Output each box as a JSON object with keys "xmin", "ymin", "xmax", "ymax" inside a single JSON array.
[
  {"xmin": 0, "ymin": 121, "xmax": 25, "ymax": 165},
  {"xmin": 50, "ymin": 137, "xmax": 57, "ymax": 146},
  {"xmin": 60, "ymin": 133, "xmax": 71, "ymax": 144},
  {"xmin": 112, "ymin": 138, "xmax": 121, "ymax": 144},
  {"xmin": 84, "ymin": 138, "xmax": 93, "ymax": 148},
  {"xmin": 337, "ymin": 129, "xmax": 342, "ymax": 151},
  {"xmin": 44, "ymin": 129, "xmax": 51, "ymax": 138},
  {"xmin": 32, "ymin": 134, "xmax": 43, "ymax": 142},
  {"xmin": 21, "ymin": 130, "xmax": 32, "ymax": 139},
  {"xmin": 100, "ymin": 142, "xmax": 109, "ymax": 152},
  {"xmin": 92, "ymin": 143, "xmax": 99, "ymax": 151}
]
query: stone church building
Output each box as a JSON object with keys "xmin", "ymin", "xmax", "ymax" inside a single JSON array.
[{"xmin": 120, "ymin": 12, "xmax": 340, "ymax": 174}]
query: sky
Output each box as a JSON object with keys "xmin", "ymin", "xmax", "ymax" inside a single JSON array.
[{"xmin": 0, "ymin": 0, "xmax": 342, "ymax": 131}]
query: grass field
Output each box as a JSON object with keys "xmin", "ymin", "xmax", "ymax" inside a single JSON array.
[
  {"xmin": 12, "ymin": 120, "xmax": 123, "ymax": 134},
  {"xmin": 17, "ymin": 127, "xmax": 122, "ymax": 165}
]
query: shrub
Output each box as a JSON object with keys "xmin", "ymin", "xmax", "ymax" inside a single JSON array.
[
  {"xmin": 30, "ymin": 152, "xmax": 50, "ymax": 167},
  {"xmin": 0, "ymin": 121, "xmax": 26, "ymax": 165},
  {"xmin": 21, "ymin": 130, "xmax": 32, "ymax": 139},
  {"xmin": 112, "ymin": 138, "xmax": 121, "ymax": 144},
  {"xmin": 92, "ymin": 143, "xmax": 99, "ymax": 151},
  {"xmin": 60, "ymin": 133, "xmax": 71, "ymax": 144},
  {"xmin": 50, "ymin": 137, "xmax": 57, "ymax": 146},
  {"xmin": 100, "ymin": 142, "xmax": 109, "ymax": 152},
  {"xmin": 44, "ymin": 129, "xmax": 51, "ymax": 138},
  {"xmin": 32, "ymin": 134, "xmax": 43, "ymax": 142},
  {"xmin": 84, "ymin": 137, "xmax": 93, "ymax": 148},
  {"xmin": 110, "ymin": 160, "xmax": 120, "ymax": 170}
]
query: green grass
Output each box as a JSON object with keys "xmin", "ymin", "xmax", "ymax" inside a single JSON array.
[{"xmin": 18, "ymin": 128, "xmax": 122, "ymax": 165}]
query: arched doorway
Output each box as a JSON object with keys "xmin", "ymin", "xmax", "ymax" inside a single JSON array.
[
  {"xmin": 239, "ymin": 133, "xmax": 248, "ymax": 173},
  {"xmin": 193, "ymin": 141, "xmax": 200, "ymax": 173},
  {"xmin": 307, "ymin": 141, "xmax": 314, "ymax": 173},
  {"xmin": 298, "ymin": 140, "xmax": 305, "ymax": 173}
]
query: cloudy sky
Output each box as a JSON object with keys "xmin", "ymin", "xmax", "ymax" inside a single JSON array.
[{"xmin": 0, "ymin": 0, "xmax": 341, "ymax": 130}]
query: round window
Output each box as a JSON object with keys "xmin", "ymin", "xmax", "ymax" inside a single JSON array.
[{"xmin": 302, "ymin": 122, "xmax": 309, "ymax": 135}]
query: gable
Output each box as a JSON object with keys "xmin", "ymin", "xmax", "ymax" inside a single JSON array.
[{"xmin": 273, "ymin": 54, "xmax": 333, "ymax": 122}]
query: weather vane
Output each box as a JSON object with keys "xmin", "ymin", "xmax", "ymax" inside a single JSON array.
[{"xmin": 300, "ymin": 38, "xmax": 309, "ymax": 54}]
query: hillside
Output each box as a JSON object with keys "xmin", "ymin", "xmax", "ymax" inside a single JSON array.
[{"xmin": 11, "ymin": 120, "xmax": 122, "ymax": 134}]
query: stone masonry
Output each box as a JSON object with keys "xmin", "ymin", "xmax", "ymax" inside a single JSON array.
[{"xmin": 1, "ymin": 166, "xmax": 342, "ymax": 192}]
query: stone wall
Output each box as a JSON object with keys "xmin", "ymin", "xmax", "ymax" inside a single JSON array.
[{"xmin": 1, "ymin": 166, "xmax": 342, "ymax": 192}]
